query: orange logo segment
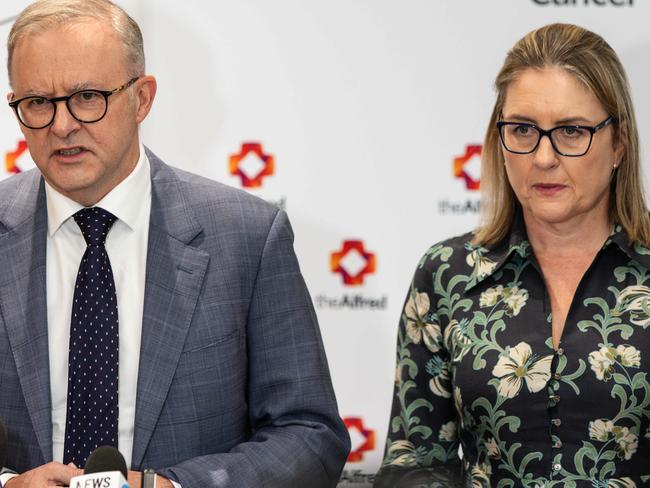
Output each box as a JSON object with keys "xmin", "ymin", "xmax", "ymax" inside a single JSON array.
[
  {"xmin": 5, "ymin": 140, "xmax": 28, "ymax": 175},
  {"xmin": 453, "ymin": 144, "xmax": 481, "ymax": 191},
  {"xmin": 344, "ymin": 417, "xmax": 376, "ymax": 462},
  {"xmin": 331, "ymin": 240, "xmax": 376, "ymax": 286},
  {"xmin": 229, "ymin": 142, "xmax": 275, "ymax": 188}
]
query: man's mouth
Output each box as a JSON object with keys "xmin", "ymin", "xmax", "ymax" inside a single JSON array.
[{"xmin": 55, "ymin": 147, "xmax": 84, "ymax": 156}]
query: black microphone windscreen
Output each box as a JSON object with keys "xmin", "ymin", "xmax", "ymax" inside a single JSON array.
[
  {"xmin": 0, "ymin": 418, "xmax": 6, "ymax": 468},
  {"xmin": 84, "ymin": 445, "xmax": 128, "ymax": 479}
]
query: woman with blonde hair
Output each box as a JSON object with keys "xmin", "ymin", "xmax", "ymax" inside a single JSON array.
[{"xmin": 375, "ymin": 23, "xmax": 650, "ymax": 487}]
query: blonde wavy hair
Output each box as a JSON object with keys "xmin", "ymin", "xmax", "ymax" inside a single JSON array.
[{"xmin": 474, "ymin": 23, "xmax": 649, "ymax": 247}]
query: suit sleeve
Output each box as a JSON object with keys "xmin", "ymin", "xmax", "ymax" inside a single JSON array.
[
  {"xmin": 157, "ymin": 209, "xmax": 350, "ymax": 488},
  {"xmin": 373, "ymin": 249, "xmax": 463, "ymax": 488}
]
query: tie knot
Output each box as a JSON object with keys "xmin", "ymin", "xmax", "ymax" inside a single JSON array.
[{"xmin": 73, "ymin": 207, "xmax": 117, "ymax": 246}]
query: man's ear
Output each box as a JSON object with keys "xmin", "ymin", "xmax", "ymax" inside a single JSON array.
[{"xmin": 134, "ymin": 75, "xmax": 157, "ymax": 123}]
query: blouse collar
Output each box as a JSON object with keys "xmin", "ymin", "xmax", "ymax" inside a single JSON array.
[{"xmin": 464, "ymin": 212, "xmax": 650, "ymax": 292}]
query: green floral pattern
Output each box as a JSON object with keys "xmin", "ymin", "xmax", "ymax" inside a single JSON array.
[{"xmin": 376, "ymin": 221, "xmax": 650, "ymax": 488}]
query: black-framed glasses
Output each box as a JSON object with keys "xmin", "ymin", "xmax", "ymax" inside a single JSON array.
[
  {"xmin": 8, "ymin": 76, "xmax": 140, "ymax": 129},
  {"xmin": 496, "ymin": 116, "xmax": 614, "ymax": 157}
]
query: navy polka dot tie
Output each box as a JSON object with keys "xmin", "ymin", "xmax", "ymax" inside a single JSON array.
[{"xmin": 63, "ymin": 207, "xmax": 119, "ymax": 467}]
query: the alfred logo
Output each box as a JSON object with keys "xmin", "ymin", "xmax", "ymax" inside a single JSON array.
[
  {"xmin": 331, "ymin": 240, "xmax": 376, "ymax": 286},
  {"xmin": 533, "ymin": 0, "xmax": 633, "ymax": 5},
  {"xmin": 338, "ymin": 470, "xmax": 376, "ymax": 485},
  {"xmin": 229, "ymin": 142, "xmax": 275, "ymax": 188},
  {"xmin": 4, "ymin": 140, "xmax": 29, "ymax": 175},
  {"xmin": 437, "ymin": 144, "xmax": 481, "ymax": 216},
  {"xmin": 315, "ymin": 240, "xmax": 387, "ymax": 311},
  {"xmin": 344, "ymin": 417, "xmax": 376, "ymax": 463},
  {"xmin": 453, "ymin": 144, "xmax": 480, "ymax": 191}
]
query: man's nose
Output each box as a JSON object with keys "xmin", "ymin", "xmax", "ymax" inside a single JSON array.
[{"xmin": 49, "ymin": 101, "xmax": 81, "ymax": 138}]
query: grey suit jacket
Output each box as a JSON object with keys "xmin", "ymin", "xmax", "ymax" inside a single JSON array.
[{"xmin": 0, "ymin": 149, "xmax": 350, "ymax": 487}]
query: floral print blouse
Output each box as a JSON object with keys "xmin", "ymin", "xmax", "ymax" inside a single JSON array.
[{"xmin": 375, "ymin": 218, "xmax": 650, "ymax": 488}]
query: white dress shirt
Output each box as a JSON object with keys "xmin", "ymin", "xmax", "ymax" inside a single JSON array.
[
  {"xmin": 1, "ymin": 148, "xmax": 182, "ymax": 488},
  {"xmin": 47, "ymin": 146, "xmax": 151, "ymax": 469}
]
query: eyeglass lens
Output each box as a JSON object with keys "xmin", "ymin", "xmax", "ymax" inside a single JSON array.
[
  {"xmin": 16, "ymin": 90, "xmax": 107, "ymax": 128},
  {"xmin": 501, "ymin": 124, "xmax": 592, "ymax": 156}
]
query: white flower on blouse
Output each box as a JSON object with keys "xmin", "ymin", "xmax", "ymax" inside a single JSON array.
[
  {"xmin": 394, "ymin": 362, "xmax": 402, "ymax": 385},
  {"xmin": 588, "ymin": 346, "xmax": 616, "ymax": 381},
  {"xmin": 613, "ymin": 426, "xmax": 638, "ymax": 460},
  {"xmin": 439, "ymin": 421, "xmax": 457, "ymax": 442},
  {"xmin": 479, "ymin": 285, "xmax": 503, "ymax": 307},
  {"xmin": 589, "ymin": 345, "xmax": 640, "ymax": 381},
  {"xmin": 616, "ymin": 345, "xmax": 641, "ymax": 368},
  {"xmin": 443, "ymin": 319, "xmax": 472, "ymax": 362},
  {"xmin": 492, "ymin": 342, "xmax": 553, "ymax": 399},
  {"xmin": 404, "ymin": 291, "xmax": 441, "ymax": 352},
  {"xmin": 386, "ymin": 440, "xmax": 417, "ymax": 467},
  {"xmin": 453, "ymin": 386, "xmax": 465, "ymax": 428},
  {"xmin": 502, "ymin": 286, "xmax": 529, "ymax": 317},
  {"xmin": 589, "ymin": 418, "xmax": 614, "ymax": 442},
  {"xmin": 470, "ymin": 462, "xmax": 492, "ymax": 488},
  {"xmin": 466, "ymin": 249, "xmax": 497, "ymax": 280},
  {"xmin": 453, "ymin": 387, "xmax": 463, "ymax": 413},
  {"xmin": 607, "ymin": 478, "xmax": 636, "ymax": 488},
  {"xmin": 427, "ymin": 356, "xmax": 452, "ymax": 398},
  {"xmin": 617, "ymin": 285, "xmax": 650, "ymax": 328},
  {"xmin": 485, "ymin": 438, "xmax": 500, "ymax": 459},
  {"xmin": 608, "ymin": 479, "xmax": 637, "ymax": 488}
]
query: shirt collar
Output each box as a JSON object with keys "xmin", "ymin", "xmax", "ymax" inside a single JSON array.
[
  {"xmin": 464, "ymin": 211, "xmax": 650, "ymax": 291},
  {"xmin": 604, "ymin": 222, "xmax": 650, "ymax": 271},
  {"xmin": 45, "ymin": 144, "xmax": 151, "ymax": 236},
  {"xmin": 464, "ymin": 210, "xmax": 531, "ymax": 291}
]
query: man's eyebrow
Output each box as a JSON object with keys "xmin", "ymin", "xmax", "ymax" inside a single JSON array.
[
  {"xmin": 17, "ymin": 81, "xmax": 95, "ymax": 98},
  {"xmin": 67, "ymin": 81, "xmax": 94, "ymax": 92}
]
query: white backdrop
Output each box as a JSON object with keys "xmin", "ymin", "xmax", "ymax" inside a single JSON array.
[{"xmin": 0, "ymin": 1, "xmax": 647, "ymax": 486}]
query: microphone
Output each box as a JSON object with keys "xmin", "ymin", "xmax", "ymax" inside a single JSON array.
[
  {"xmin": 0, "ymin": 418, "xmax": 7, "ymax": 469},
  {"xmin": 85, "ymin": 445, "xmax": 128, "ymax": 479},
  {"xmin": 69, "ymin": 445, "xmax": 129, "ymax": 488}
]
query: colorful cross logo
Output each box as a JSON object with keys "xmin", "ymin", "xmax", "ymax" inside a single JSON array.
[
  {"xmin": 330, "ymin": 240, "xmax": 376, "ymax": 286},
  {"xmin": 344, "ymin": 417, "xmax": 376, "ymax": 462},
  {"xmin": 5, "ymin": 140, "xmax": 28, "ymax": 175},
  {"xmin": 453, "ymin": 144, "xmax": 481, "ymax": 191},
  {"xmin": 229, "ymin": 142, "xmax": 275, "ymax": 188}
]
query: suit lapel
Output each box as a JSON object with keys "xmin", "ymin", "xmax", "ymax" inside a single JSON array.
[
  {"xmin": 0, "ymin": 173, "xmax": 52, "ymax": 462},
  {"xmin": 131, "ymin": 151, "xmax": 209, "ymax": 468}
]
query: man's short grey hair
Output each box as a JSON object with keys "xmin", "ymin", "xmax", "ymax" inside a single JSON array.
[{"xmin": 7, "ymin": 0, "xmax": 145, "ymax": 84}]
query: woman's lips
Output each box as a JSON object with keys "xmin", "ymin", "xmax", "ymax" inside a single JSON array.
[{"xmin": 533, "ymin": 183, "xmax": 566, "ymax": 196}]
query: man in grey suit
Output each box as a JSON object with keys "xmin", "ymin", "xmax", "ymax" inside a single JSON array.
[{"xmin": 0, "ymin": 1, "xmax": 349, "ymax": 487}]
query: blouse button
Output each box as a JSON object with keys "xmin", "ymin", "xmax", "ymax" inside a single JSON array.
[
  {"xmin": 553, "ymin": 439, "xmax": 562, "ymax": 449},
  {"xmin": 556, "ymin": 348, "xmax": 564, "ymax": 356},
  {"xmin": 551, "ymin": 418, "xmax": 562, "ymax": 427},
  {"xmin": 553, "ymin": 463, "xmax": 562, "ymax": 472},
  {"xmin": 549, "ymin": 395, "xmax": 560, "ymax": 403},
  {"xmin": 553, "ymin": 372, "xmax": 561, "ymax": 380}
]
